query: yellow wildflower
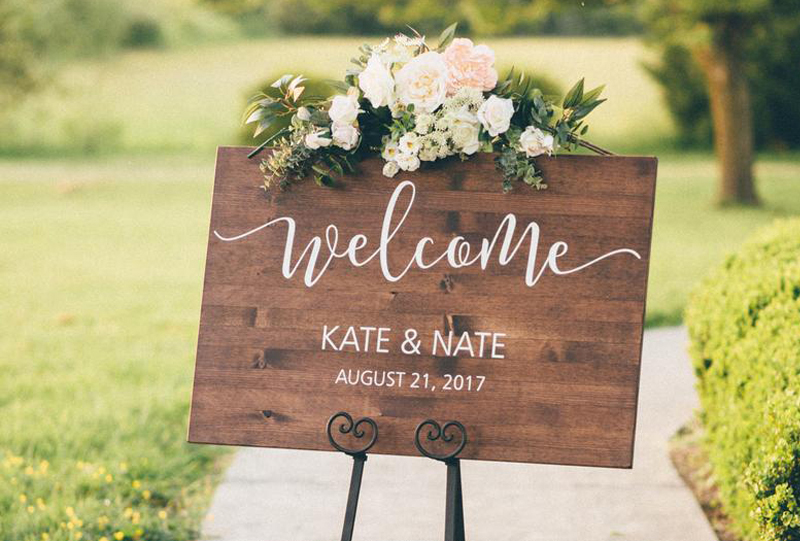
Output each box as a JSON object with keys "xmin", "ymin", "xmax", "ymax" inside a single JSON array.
[
  {"xmin": 19, "ymin": 494, "xmax": 27, "ymax": 503},
  {"xmin": 134, "ymin": 529, "xmax": 143, "ymax": 538},
  {"xmin": 98, "ymin": 515, "xmax": 110, "ymax": 527},
  {"xmin": 113, "ymin": 531, "xmax": 125, "ymax": 541},
  {"xmin": 123, "ymin": 507, "xmax": 133, "ymax": 518},
  {"xmin": 66, "ymin": 506, "xmax": 75, "ymax": 517},
  {"xmin": 98, "ymin": 466, "xmax": 106, "ymax": 474},
  {"xmin": 36, "ymin": 497, "xmax": 46, "ymax": 510},
  {"xmin": 131, "ymin": 480, "xmax": 141, "ymax": 489},
  {"xmin": 27, "ymin": 506, "xmax": 35, "ymax": 514},
  {"xmin": 41, "ymin": 533, "xmax": 50, "ymax": 541},
  {"xmin": 75, "ymin": 532, "xmax": 83, "ymax": 540},
  {"xmin": 99, "ymin": 537, "xmax": 109, "ymax": 541},
  {"xmin": 39, "ymin": 460, "xmax": 49, "ymax": 473},
  {"xmin": 66, "ymin": 523, "xmax": 74, "ymax": 530},
  {"xmin": 132, "ymin": 511, "xmax": 141, "ymax": 524},
  {"xmin": 142, "ymin": 490, "xmax": 151, "ymax": 500},
  {"xmin": 158, "ymin": 510, "xmax": 167, "ymax": 520},
  {"xmin": 105, "ymin": 474, "xmax": 113, "ymax": 482},
  {"xmin": 24, "ymin": 466, "xmax": 34, "ymax": 475}
]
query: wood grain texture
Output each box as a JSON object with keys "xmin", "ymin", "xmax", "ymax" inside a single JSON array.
[{"xmin": 188, "ymin": 146, "xmax": 658, "ymax": 468}]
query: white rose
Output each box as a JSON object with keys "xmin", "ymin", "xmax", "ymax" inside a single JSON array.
[
  {"xmin": 398, "ymin": 132, "xmax": 421, "ymax": 155},
  {"xmin": 304, "ymin": 130, "xmax": 331, "ymax": 149},
  {"xmin": 382, "ymin": 160, "xmax": 400, "ymax": 178},
  {"xmin": 519, "ymin": 126, "xmax": 555, "ymax": 157},
  {"xmin": 395, "ymin": 51, "xmax": 448, "ymax": 114},
  {"xmin": 477, "ymin": 95, "xmax": 515, "ymax": 137},
  {"xmin": 396, "ymin": 152, "xmax": 420, "ymax": 172},
  {"xmin": 359, "ymin": 55, "xmax": 395, "ymax": 108},
  {"xmin": 415, "ymin": 113, "xmax": 434, "ymax": 134},
  {"xmin": 449, "ymin": 109, "xmax": 480, "ymax": 155},
  {"xmin": 331, "ymin": 123, "xmax": 360, "ymax": 150},
  {"xmin": 328, "ymin": 94, "xmax": 361, "ymax": 125}
]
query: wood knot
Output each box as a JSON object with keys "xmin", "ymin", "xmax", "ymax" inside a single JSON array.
[
  {"xmin": 440, "ymin": 274, "xmax": 454, "ymax": 293},
  {"xmin": 251, "ymin": 349, "xmax": 268, "ymax": 369}
]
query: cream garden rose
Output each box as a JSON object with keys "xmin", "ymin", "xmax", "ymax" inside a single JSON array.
[
  {"xmin": 477, "ymin": 95, "xmax": 514, "ymax": 137},
  {"xmin": 443, "ymin": 38, "xmax": 498, "ymax": 95},
  {"xmin": 519, "ymin": 126, "xmax": 555, "ymax": 157},
  {"xmin": 332, "ymin": 124, "xmax": 360, "ymax": 150},
  {"xmin": 328, "ymin": 94, "xmax": 361, "ymax": 125},
  {"xmin": 449, "ymin": 109, "xmax": 481, "ymax": 155},
  {"xmin": 358, "ymin": 55, "xmax": 394, "ymax": 108},
  {"xmin": 395, "ymin": 51, "xmax": 448, "ymax": 114}
]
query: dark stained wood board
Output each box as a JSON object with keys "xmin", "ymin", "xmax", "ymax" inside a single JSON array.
[{"xmin": 188, "ymin": 146, "xmax": 658, "ymax": 468}]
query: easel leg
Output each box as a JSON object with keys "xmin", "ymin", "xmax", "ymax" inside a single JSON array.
[
  {"xmin": 341, "ymin": 453, "xmax": 366, "ymax": 541},
  {"xmin": 445, "ymin": 459, "xmax": 466, "ymax": 541}
]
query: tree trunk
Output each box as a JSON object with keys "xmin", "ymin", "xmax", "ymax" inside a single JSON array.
[{"xmin": 695, "ymin": 18, "xmax": 759, "ymax": 206}]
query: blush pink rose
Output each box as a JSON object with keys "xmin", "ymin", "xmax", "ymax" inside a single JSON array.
[{"xmin": 442, "ymin": 38, "xmax": 498, "ymax": 95}]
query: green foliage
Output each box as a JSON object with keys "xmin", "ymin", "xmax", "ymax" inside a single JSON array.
[
  {"xmin": 264, "ymin": 0, "xmax": 641, "ymax": 36},
  {"xmin": 642, "ymin": 0, "xmax": 800, "ymax": 150},
  {"xmin": 238, "ymin": 74, "xmax": 335, "ymax": 147},
  {"xmin": 643, "ymin": 45, "xmax": 712, "ymax": 147},
  {"xmin": 0, "ymin": 0, "xmax": 236, "ymax": 110},
  {"xmin": 686, "ymin": 218, "xmax": 800, "ymax": 540}
]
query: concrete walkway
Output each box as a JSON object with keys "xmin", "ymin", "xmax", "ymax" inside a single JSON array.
[{"xmin": 201, "ymin": 327, "xmax": 716, "ymax": 541}]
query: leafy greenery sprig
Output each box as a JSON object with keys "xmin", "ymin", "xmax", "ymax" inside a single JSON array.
[{"xmin": 493, "ymin": 70, "xmax": 608, "ymax": 191}]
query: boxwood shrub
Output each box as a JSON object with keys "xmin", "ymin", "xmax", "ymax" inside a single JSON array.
[{"xmin": 686, "ymin": 218, "xmax": 800, "ymax": 541}]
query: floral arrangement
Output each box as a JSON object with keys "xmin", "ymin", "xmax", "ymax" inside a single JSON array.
[{"xmin": 245, "ymin": 24, "xmax": 608, "ymax": 193}]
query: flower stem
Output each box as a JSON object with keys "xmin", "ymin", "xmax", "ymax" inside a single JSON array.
[{"xmin": 247, "ymin": 127, "xmax": 291, "ymax": 159}]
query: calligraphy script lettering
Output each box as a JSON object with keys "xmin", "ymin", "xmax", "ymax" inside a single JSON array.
[{"xmin": 213, "ymin": 180, "xmax": 641, "ymax": 287}]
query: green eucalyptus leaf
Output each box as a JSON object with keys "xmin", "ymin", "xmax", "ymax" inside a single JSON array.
[
  {"xmin": 581, "ymin": 84, "xmax": 605, "ymax": 104},
  {"xmin": 563, "ymin": 78, "xmax": 584, "ymax": 108},
  {"xmin": 436, "ymin": 22, "xmax": 458, "ymax": 51}
]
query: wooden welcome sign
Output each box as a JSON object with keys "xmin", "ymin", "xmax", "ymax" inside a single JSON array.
[{"xmin": 188, "ymin": 146, "xmax": 657, "ymax": 468}]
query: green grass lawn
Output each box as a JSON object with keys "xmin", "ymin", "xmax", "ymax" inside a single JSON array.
[{"xmin": 0, "ymin": 156, "xmax": 226, "ymax": 541}]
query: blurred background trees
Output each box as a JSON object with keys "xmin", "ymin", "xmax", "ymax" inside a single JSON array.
[
  {"xmin": 642, "ymin": 0, "xmax": 800, "ymax": 205},
  {"xmin": 0, "ymin": 0, "xmax": 233, "ymax": 108},
  {"xmin": 1, "ymin": 0, "xmax": 798, "ymax": 205}
]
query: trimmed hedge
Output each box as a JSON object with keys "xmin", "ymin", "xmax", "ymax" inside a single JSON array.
[{"xmin": 686, "ymin": 218, "xmax": 800, "ymax": 541}]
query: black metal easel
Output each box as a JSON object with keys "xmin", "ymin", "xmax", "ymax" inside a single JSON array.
[
  {"xmin": 326, "ymin": 411, "xmax": 378, "ymax": 541},
  {"xmin": 414, "ymin": 419, "xmax": 468, "ymax": 541},
  {"xmin": 325, "ymin": 414, "xmax": 467, "ymax": 541}
]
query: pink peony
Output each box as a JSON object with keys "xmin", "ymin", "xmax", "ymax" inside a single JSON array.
[{"xmin": 442, "ymin": 38, "xmax": 498, "ymax": 95}]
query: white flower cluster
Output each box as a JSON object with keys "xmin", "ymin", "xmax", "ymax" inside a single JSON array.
[
  {"xmin": 301, "ymin": 32, "xmax": 555, "ymax": 179},
  {"xmin": 304, "ymin": 89, "xmax": 363, "ymax": 151},
  {"xmin": 381, "ymin": 86, "xmax": 524, "ymax": 177}
]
